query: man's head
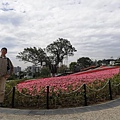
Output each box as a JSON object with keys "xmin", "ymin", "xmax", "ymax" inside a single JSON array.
[{"xmin": 1, "ymin": 47, "xmax": 7, "ymax": 56}]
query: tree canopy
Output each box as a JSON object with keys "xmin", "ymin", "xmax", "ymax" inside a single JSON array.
[
  {"xmin": 69, "ymin": 62, "xmax": 77, "ymax": 72},
  {"xmin": 46, "ymin": 38, "xmax": 76, "ymax": 66},
  {"xmin": 77, "ymin": 57, "xmax": 93, "ymax": 68},
  {"xmin": 16, "ymin": 38, "xmax": 77, "ymax": 76},
  {"xmin": 16, "ymin": 47, "xmax": 47, "ymax": 66}
]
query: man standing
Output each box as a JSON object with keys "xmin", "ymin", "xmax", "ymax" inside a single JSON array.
[{"xmin": 0, "ymin": 47, "xmax": 13, "ymax": 106}]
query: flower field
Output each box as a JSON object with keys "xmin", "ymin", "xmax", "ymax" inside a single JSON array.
[
  {"xmin": 4, "ymin": 66, "xmax": 120, "ymax": 109},
  {"xmin": 16, "ymin": 66, "xmax": 120, "ymax": 96}
]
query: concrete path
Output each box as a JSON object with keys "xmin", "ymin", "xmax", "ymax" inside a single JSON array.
[{"xmin": 0, "ymin": 98, "xmax": 120, "ymax": 120}]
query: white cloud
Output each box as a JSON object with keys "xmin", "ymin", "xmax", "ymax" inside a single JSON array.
[{"xmin": 0, "ymin": 0, "xmax": 120, "ymax": 69}]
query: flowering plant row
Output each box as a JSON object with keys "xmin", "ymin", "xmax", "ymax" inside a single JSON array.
[{"xmin": 16, "ymin": 66, "xmax": 120, "ymax": 96}]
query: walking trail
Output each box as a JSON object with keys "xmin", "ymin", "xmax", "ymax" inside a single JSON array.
[{"xmin": 0, "ymin": 98, "xmax": 120, "ymax": 120}]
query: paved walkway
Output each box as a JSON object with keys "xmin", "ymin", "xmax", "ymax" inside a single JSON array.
[{"xmin": 0, "ymin": 98, "xmax": 120, "ymax": 115}]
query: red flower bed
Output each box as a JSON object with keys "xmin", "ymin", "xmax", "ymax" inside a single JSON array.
[
  {"xmin": 16, "ymin": 66, "xmax": 120, "ymax": 95},
  {"xmin": 71, "ymin": 66, "xmax": 119, "ymax": 75}
]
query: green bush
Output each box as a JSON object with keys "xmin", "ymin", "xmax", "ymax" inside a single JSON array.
[
  {"xmin": 40, "ymin": 67, "xmax": 51, "ymax": 78},
  {"xmin": 57, "ymin": 65, "xmax": 68, "ymax": 74}
]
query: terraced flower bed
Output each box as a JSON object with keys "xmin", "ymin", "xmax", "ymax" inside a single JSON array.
[
  {"xmin": 4, "ymin": 66, "xmax": 120, "ymax": 109},
  {"xmin": 16, "ymin": 66, "xmax": 120, "ymax": 95}
]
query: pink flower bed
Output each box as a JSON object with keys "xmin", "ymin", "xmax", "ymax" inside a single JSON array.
[{"xmin": 16, "ymin": 66, "xmax": 120, "ymax": 95}]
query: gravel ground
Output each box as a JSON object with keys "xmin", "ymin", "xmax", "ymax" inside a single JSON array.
[{"xmin": 0, "ymin": 106, "xmax": 120, "ymax": 120}]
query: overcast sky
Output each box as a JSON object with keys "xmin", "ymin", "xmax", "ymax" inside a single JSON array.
[{"xmin": 0, "ymin": 0, "xmax": 120, "ymax": 69}]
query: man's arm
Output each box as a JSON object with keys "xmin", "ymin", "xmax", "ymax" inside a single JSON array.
[{"xmin": 8, "ymin": 58, "xmax": 14, "ymax": 75}]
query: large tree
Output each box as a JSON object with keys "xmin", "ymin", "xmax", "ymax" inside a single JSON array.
[
  {"xmin": 16, "ymin": 47, "xmax": 47, "ymax": 66},
  {"xmin": 46, "ymin": 38, "xmax": 76, "ymax": 65},
  {"xmin": 46, "ymin": 38, "xmax": 76, "ymax": 76},
  {"xmin": 77, "ymin": 57, "xmax": 93, "ymax": 68}
]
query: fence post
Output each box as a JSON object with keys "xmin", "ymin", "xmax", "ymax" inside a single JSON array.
[
  {"xmin": 46, "ymin": 86, "xmax": 49, "ymax": 109},
  {"xmin": 12, "ymin": 86, "xmax": 15, "ymax": 108},
  {"xmin": 108, "ymin": 80, "xmax": 112, "ymax": 100},
  {"xmin": 83, "ymin": 84, "xmax": 87, "ymax": 106}
]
